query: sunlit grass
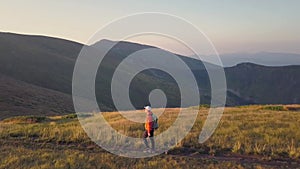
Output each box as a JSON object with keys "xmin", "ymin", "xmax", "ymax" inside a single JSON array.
[{"xmin": 0, "ymin": 105, "xmax": 299, "ymax": 168}]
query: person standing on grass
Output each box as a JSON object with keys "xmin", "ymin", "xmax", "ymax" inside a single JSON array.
[{"xmin": 143, "ymin": 106, "xmax": 156, "ymax": 152}]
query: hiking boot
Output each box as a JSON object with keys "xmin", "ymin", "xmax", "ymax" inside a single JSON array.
[
  {"xmin": 150, "ymin": 149, "xmax": 156, "ymax": 153},
  {"xmin": 143, "ymin": 148, "xmax": 151, "ymax": 153}
]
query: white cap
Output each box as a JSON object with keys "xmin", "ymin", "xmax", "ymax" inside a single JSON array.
[{"xmin": 144, "ymin": 106, "xmax": 151, "ymax": 111}]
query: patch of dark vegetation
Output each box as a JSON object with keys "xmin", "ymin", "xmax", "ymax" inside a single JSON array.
[
  {"xmin": 62, "ymin": 114, "xmax": 77, "ymax": 119},
  {"xmin": 285, "ymin": 105, "xmax": 300, "ymax": 111},
  {"xmin": 263, "ymin": 105, "xmax": 285, "ymax": 111},
  {"xmin": 2, "ymin": 115, "xmax": 49, "ymax": 124},
  {"xmin": 9, "ymin": 132, "xmax": 24, "ymax": 138},
  {"xmin": 261, "ymin": 105, "xmax": 300, "ymax": 111}
]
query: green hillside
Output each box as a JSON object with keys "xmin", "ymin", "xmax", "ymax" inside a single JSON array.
[
  {"xmin": 0, "ymin": 32, "xmax": 299, "ymax": 118},
  {"xmin": 0, "ymin": 73, "xmax": 73, "ymax": 120},
  {"xmin": 225, "ymin": 63, "xmax": 300, "ymax": 104}
]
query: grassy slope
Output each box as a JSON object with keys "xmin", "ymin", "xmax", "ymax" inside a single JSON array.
[
  {"xmin": 0, "ymin": 105, "xmax": 300, "ymax": 169},
  {"xmin": 225, "ymin": 63, "xmax": 300, "ymax": 104},
  {"xmin": 0, "ymin": 73, "xmax": 74, "ymax": 120},
  {"xmin": 1, "ymin": 32, "xmax": 299, "ymax": 115},
  {"xmin": 0, "ymin": 32, "xmax": 81, "ymax": 94}
]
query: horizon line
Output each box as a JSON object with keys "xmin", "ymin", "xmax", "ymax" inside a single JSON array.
[{"xmin": 1, "ymin": 30, "xmax": 300, "ymax": 56}]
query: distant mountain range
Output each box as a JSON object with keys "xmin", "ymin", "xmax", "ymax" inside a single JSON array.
[
  {"xmin": 0, "ymin": 32, "xmax": 299, "ymax": 119},
  {"xmin": 192, "ymin": 52, "xmax": 300, "ymax": 67}
]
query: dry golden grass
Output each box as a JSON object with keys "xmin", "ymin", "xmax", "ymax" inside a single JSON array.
[{"xmin": 0, "ymin": 105, "xmax": 299, "ymax": 168}]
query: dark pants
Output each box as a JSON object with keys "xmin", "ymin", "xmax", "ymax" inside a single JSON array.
[{"xmin": 143, "ymin": 130, "xmax": 155, "ymax": 150}]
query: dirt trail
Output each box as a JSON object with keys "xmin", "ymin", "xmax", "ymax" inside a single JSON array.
[
  {"xmin": 168, "ymin": 151, "xmax": 300, "ymax": 168},
  {"xmin": 1, "ymin": 138, "xmax": 299, "ymax": 168}
]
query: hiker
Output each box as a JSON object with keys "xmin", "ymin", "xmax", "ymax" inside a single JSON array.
[{"xmin": 143, "ymin": 106, "xmax": 158, "ymax": 152}]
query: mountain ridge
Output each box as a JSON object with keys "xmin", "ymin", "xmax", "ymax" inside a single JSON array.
[
  {"xmin": 0, "ymin": 32, "xmax": 299, "ymax": 118},
  {"xmin": 191, "ymin": 52, "xmax": 300, "ymax": 67}
]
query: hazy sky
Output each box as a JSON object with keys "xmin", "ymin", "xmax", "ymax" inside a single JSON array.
[{"xmin": 1, "ymin": 0, "xmax": 299, "ymax": 55}]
